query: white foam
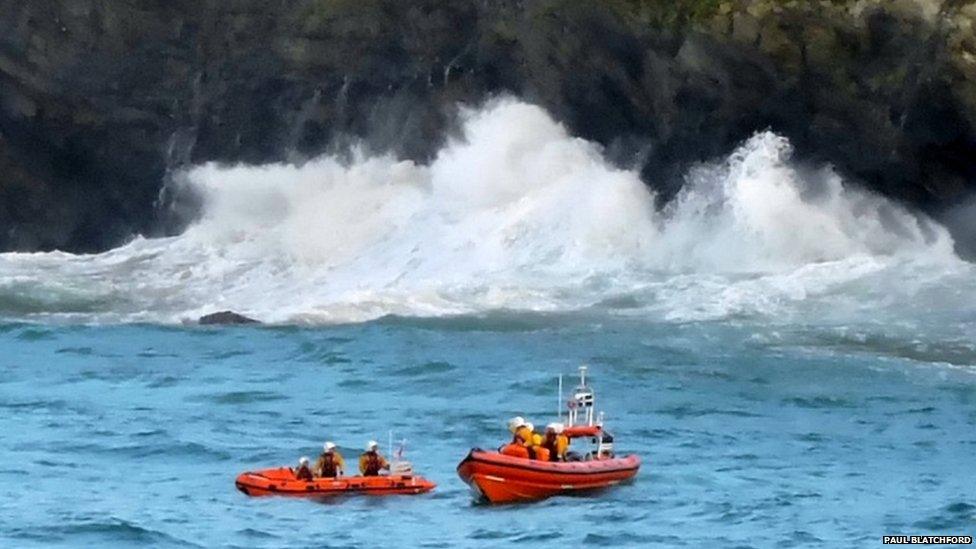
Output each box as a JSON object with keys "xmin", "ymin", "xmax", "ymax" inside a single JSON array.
[{"xmin": 0, "ymin": 98, "xmax": 968, "ymax": 324}]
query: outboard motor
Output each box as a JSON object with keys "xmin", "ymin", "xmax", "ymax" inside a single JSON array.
[
  {"xmin": 390, "ymin": 461, "xmax": 414, "ymax": 475},
  {"xmin": 389, "ymin": 438, "xmax": 413, "ymax": 476}
]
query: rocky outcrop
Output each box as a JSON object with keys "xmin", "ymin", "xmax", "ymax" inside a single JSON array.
[
  {"xmin": 1, "ymin": 0, "xmax": 974, "ymax": 254},
  {"xmin": 198, "ymin": 311, "xmax": 259, "ymax": 325}
]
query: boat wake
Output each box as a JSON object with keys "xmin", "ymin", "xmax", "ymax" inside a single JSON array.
[{"xmin": 1, "ymin": 98, "xmax": 971, "ymax": 325}]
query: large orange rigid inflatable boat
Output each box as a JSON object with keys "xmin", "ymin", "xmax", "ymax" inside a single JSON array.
[
  {"xmin": 235, "ymin": 467, "xmax": 435, "ymax": 498},
  {"xmin": 457, "ymin": 449, "xmax": 640, "ymax": 504},
  {"xmin": 457, "ymin": 366, "xmax": 641, "ymax": 504}
]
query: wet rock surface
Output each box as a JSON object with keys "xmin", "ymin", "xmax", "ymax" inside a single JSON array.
[
  {"xmin": 198, "ymin": 311, "xmax": 260, "ymax": 325},
  {"xmin": 0, "ymin": 0, "xmax": 973, "ymax": 254}
]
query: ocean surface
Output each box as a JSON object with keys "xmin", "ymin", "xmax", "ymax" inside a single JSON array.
[
  {"xmin": 0, "ymin": 317, "xmax": 973, "ymax": 548},
  {"xmin": 1, "ymin": 99, "xmax": 974, "ymax": 547}
]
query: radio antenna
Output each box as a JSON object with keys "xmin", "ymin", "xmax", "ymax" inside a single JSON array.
[{"xmin": 557, "ymin": 374, "xmax": 563, "ymax": 422}]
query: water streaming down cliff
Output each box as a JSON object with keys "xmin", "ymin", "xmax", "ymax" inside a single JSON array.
[{"xmin": 0, "ymin": 99, "xmax": 970, "ymax": 326}]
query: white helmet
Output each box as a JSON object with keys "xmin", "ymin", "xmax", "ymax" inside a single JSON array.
[
  {"xmin": 324, "ymin": 441, "xmax": 336, "ymax": 452},
  {"xmin": 299, "ymin": 456, "xmax": 310, "ymax": 466},
  {"xmin": 525, "ymin": 422, "xmax": 534, "ymax": 432},
  {"xmin": 507, "ymin": 416, "xmax": 526, "ymax": 433},
  {"xmin": 547, "ymin": 422, "xmax": 565, "ymax": 434},
  {"xmin": 366, "ymin": 440, "xmax": 378, "ymax": 451}
]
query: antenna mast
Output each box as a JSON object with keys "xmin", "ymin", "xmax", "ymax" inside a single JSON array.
[{"xmin": 557, "ymin": 374, "xmax": 563, "ymax": 422}]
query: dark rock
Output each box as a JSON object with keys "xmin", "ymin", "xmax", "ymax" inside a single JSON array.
[
  {"xmin": 198, "ymin": 311, "xmax": 260, "ymax": 325},
  {"xmin": 0, "ymin": 0, "xmax": 974, "ymax": 255}
]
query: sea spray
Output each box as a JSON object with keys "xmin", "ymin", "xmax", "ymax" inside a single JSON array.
[
  {"xmin": 0, "ymin": 99, "xmax": 967, "ymax": 324},
  {"xmin": 660, "ymin": 132, "xmax": 954, "ymax": 271}
]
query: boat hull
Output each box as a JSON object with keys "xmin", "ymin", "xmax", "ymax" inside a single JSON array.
[
  {"xmin": 235, "ymin": 467, "xmax": 436, "ymax": 498},
  {"xmin": 456, "ymin": 449, "xmax": 640, "ymax": 504}
]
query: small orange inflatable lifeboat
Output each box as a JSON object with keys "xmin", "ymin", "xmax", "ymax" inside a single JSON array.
[{"xmin": 235, "ymin": 468, "xmax": 435, "ymax": 498}]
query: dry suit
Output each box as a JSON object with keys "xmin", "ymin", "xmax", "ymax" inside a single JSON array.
[
  {"xmin": 542, "ymin": 433, "xmax": 570, "ymax": 461},
  {"xmin": 358, "ymin": 451, "xmax": 389, "ymax": 476},
  {"xmin": 295, "ymin": 464, "xmax": 314, "ymax": 481},
  {"xmin": 315, "ymin": 451, "xmax": 346, "ymax": 477}
]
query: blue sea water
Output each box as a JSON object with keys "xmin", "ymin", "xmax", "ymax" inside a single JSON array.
[
  {"xmin": 0, "ymin": 315, "xmax": 973, "ymax": 548},
  {"xmin": 2, "ymin": 101, "xmax": 975, "ymax": 546}
]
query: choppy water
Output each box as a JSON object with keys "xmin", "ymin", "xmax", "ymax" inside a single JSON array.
[
  {"xmin": 1, "ymin": 100, "xmax": 968, "ymax": 326},
  {"xmin": 1, "ymin": 316, "xmax": 973, "ymax": 548},
  {"xmin": 2, "ymin": 98, "xmax": 975, "ymax": 546}
]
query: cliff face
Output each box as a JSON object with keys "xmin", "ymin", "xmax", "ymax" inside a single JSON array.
[{"xmin": 1, "ymin": 0, "xmax": 974, "ymax": 254}]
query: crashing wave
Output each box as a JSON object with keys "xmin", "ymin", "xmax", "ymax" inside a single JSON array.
[{"xmin": 0, "ymin": 98, "xmax": 968, "ymax": 324}]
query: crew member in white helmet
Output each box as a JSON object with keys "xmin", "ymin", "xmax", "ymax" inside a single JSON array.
[
  {"xmin": 315, "ymin": 441, "xmax": 345, "ymax": 478},
  {"xmin": 542, "ymin": 423, "xmax": 569, "ymax": 461},
  {"xmin": 358, "ymin": 440, "xmax": 390, "ymax": 476},
  {"xmin": 295, "ymin": 456, "xmax": 313, "ymax": 481},
  {"xmin": 508, "ymin": 416, "xmax": 535, "ymax": 448}
]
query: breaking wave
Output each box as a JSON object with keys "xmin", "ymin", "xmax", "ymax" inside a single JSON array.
[{"xmin": 0, "ymin": 98, "xmax": 970, "ymax": 324}]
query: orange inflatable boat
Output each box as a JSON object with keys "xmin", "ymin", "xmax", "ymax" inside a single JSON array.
[
  {"xmin": 235, "ymin": 467, "xmax": 436, "ymax": 498},
  {"xmin": 457, "ymin": 449, "xmax": 639, "ymax": 503},
  {"xmin": 457, "ymin": 366, "xmax": 641, "ymax": 504}
]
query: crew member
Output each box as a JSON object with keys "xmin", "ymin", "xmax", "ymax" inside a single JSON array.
[
  {"xmin": 359, "ymin": 440, "xmax": 390, "ymax": 476},
  {"xmin": 542, "ymin": 423, "xmax": 570, "ymax": 461},
  {"xmin": 529, "ymin": 422, "xmax": 552, "ymax": 460},
  {"xmin": 295, "ymin": 456, "xmax": 313, "ymax": 481},
  {"xmin": 508, "ymin": 416, "xmax": 535, "ymax": 448},
  {"xmin": 528, "ymin": 423, "xmax": 543, "ymax": 447},
  {"xmin": 315, "ymin": 441, "xmax": 345, "ymax": 478},
  {"xmin": 500, "ymin": 417, "xmax": 529, "ymax": 458}
]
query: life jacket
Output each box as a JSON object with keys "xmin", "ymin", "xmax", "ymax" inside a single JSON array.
[
  {"xmin": 318, "ymin": 452, "xmax": 338, "ymax": 477},
  {"xmin": 513, "ymin": 426, "xmax": 534, "ymax": 447},
  {"xmin": 542, "ymin": 434, "xmax": 569, "ymax": 461},
  {"xmin": 295, "ymin": 464, "xmax": 313, "ymax": 481},
  {"xmin": 555, "ymin": 434, "xmax": 569, "ymax": 460},
  {"xmin": 500, "ymin": 443, "xmax": 530, "ymax": 459},
  {"xmin": 362, "ymin": 451, "xmax": 382, "ymax": 476},
  {"xmin": 541, "ymin": 435, "xmax": 558, "ymax": 460}
]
